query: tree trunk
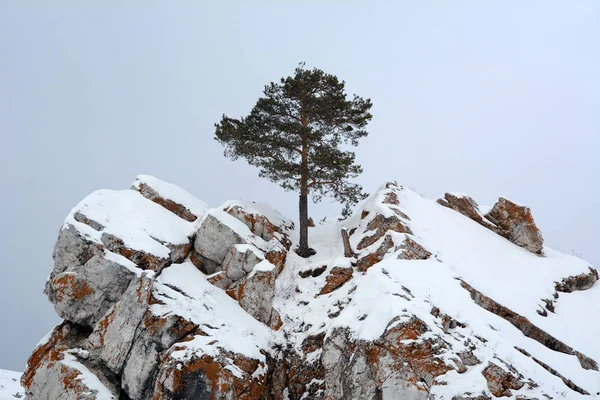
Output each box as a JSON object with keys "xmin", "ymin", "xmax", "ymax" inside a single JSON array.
[
  {"xmin": 298, "ymin": 137, "xmax": 310, "ymax": 257},
  {"xmin": 341, "ymin": 228, "xmax": 355, "ymax": 258}
]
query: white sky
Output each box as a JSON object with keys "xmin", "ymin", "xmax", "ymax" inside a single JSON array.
[{"xmin": 0, "ymin": 1, "xmax": 598, "ymax": 371}]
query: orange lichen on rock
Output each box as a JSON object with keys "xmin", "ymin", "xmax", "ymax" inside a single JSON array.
[
  {"xmin": 136, "ymin": 182, "xmax": 198, "ymax": 222},
  {"xmin": 319, "ymin": 267, "xmax": 354, "ymax": 295},
  {"xmin": 52, "ymin": 274, "xmax": 95, "ymax": 302},
  {"xmin": 153, "ymin": 350, "xmax": 266, "ymax": 400},
  {"xmin": 481, "ymin": 363, "xmax": 524, "ymax": 397},
  {"xmin": 357, "ymin": 236, "xmax": 396, "ymax": 272},
  {"xmin": 357, "ymin": 214, "xmax": 412, "ymax": 250},
  {"xmin": 22, "ymin": 324, "xmax": 66, "ymax": 389}
]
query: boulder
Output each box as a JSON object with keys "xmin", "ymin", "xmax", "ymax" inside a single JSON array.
[
  {"xmin": 481, "ymin": 363, "xmax": 524, "ymax": 397},
  {"xmin": 223, "ymin": 244, "xmax": 264, "ymax": 282},
  {"xmin": 399, "ymin": 236, "xmax": 432, "ymax": 260},
  {"xmin": 233, "ymin": 261, "xmax": 276, "ymax": 325},
  {"xmin": 22, "ymin": 322, "xmax": 120, "ymax": 400},
  {"xmin": 319, "ymin": 267, "xmax": 354, "ymax": 295},
  {"xmin": 88, "ymin": 272, "xmax": 155, "ymax": 374},
  {"xmin": 194, "ymin": 213, "xmax": 247, "ymax": 266},
  {"xmin": 485, "ymin": 197, "xmax": 544, "ymax": 254},
  {"xmin": 47, "ymin": 253, "xmax": 136, "ymax": 327}
]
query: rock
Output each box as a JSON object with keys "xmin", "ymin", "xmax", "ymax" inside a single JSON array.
[
  {"xmin": 190, "ymin": 248, "xmax": 221, "ymax": 275},
  {"xmin": 50, "ymin": 224, "xmax": 104, "ymax": 286},
  {"xmin": 152, "ymin": 343, "xmax": 267, "ymax": 400},
  {"xmin": 233, "ymin": 261, "xmax": 276, "ymax": 324},
  {"xmin": 194, "ymin": 213, "xmax": 247, "ymax": 265},
  {"xmin": 298, "ymin": 265, "xmax": 327, "ymax": 278},
  {"xmin": 46, "ymin": 253, "xmax": 136, "ymax": 327},
  {"xmin": 319, "ymin": 267, "xmax": 353, "ymax": 295},
  {"xmin": 481, "ymin": 362, "xmax": 524, "ymax": 397},
  {"xmin": 100, "ymin": 232, "xmax": 176, "ymax": 272},
  {"xmin": 267, "ymin": 345, "xmax": 325, "ymax": 400},
  {"xmin": 120, "ymin": 312, "xmax": 200, "ymax": 399},
  {"xmin": 437, "ymin": 193, "xmax": 504, "ymax": 235},
  {"xmin": 223, "ymin": 244, "xmax": 264, "ymax": 282},
  {"xmin": 485, "ymin": 197, "xmax": 544, "ymax": 254},
  {"xmin": 206, "ymin": 271, "xmax": 233, "ymax": 290},
  {"xmin": 22, "ymin": 322, "xmax": 120, "ymax": 400},
  {"xmin": 555, "ymin": 267, "xmax": 599, "ymax": 293},
  {"xmin": 131, "ymin": 175, "xmax": 208, "ymax": 222},
  {"xmin": 224, "ymin": 203, "xmax": 293, "ymax": 249},
  {"xmin": 356, "ymin": 235, "xmax": 396, "ymax": 271},
  {"xmin": 268, "ymin": 309, "xmax": 284, "ymax": 331},
  {"xmin": 23, "ymin": 177, "xmax": 600, "ymax": 399},
  {"xmin": 357, "ymin": 214, "xmax": 412, "ymax": 250},
  {"xmin": 88, "ymin": 272, "xmax": 155, "ymax": 374},
  {"xmin": 398, "ymin": 235, "xmax": 431, "ymax": 260},
  {"xmin": 321, "ymin": 316, "xmax": 455, "ymax": 400}
]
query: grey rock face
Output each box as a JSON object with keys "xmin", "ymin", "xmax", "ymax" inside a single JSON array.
[
  {"xmin": 237, "ymin": 266, "xmax": 275, "ymax": 325},
  {"xmin": 120, "ymin": 312, "xmax": 199, "ymax": 400},
  {"xmin": 194, "ymin": 214, "xmax": 246, "ymax": 265},
  {"xmin": 88, "ymin": 273, "xmax": 154, "ymax": 374},
  {"xmin": 485, "ymin": 197, "xmax": 544, "ymax": 254},
  {"xmin": 47, "ymin": 224, "xmax": 103, "ymax": 298},
  {"xmin": 437, "ymin": 193, "xmax": 506, "ymax": 236},
  {"xmin": 22, "ymin": 322, "xmax": 121, "ymax": 400},
  {"xmin": 223, "ymin": 244, "xmax": 264, "ymax": 281},
  {"xmin": 48, "ymin": 254, "xmax": 136, "ymax": 327}
]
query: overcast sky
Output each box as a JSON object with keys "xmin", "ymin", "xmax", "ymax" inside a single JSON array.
[{"xmin": 1, "ymin": 1, "xmax": 598, "ymax": 371}]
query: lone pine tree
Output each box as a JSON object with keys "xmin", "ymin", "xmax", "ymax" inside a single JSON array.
[{"xmin": 215, "ymin": 64, "xmax": 372, "ymax": 257}]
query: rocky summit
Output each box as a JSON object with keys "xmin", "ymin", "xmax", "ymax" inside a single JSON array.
[{"xmin": 18, "ymin": 175, "xmax": 600, "ymax": 399}]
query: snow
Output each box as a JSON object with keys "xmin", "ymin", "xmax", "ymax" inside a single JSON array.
[
  {"xmin": 252, "ymin": 259, "xmax": 276, "ymax": 273},
  {"xmin": 274, "ymin": 182, "xmax": 600, "ymax": 398},
  {"xmin": 151, "ymin": 261, "xmax": 273, "ymax": 362},
  {"xmin": 64, "ymin": 189, "xmax": 197, "ymax": 259},
  {"xmin": 60, "ymin": 350, "xmax": 117, "ymax": 399},
  {"xmin": 0, "ymin": 370, "xmax": 23, "ymax": 400},
  {"xmin": 103, "ymin": 250, "xmax": 143, "ymax": 275},
  {"xmin": 132, "ymin": 175, "xmax": 209, "ymax": 220},
  {"xmin": 235, "ymin": 243, "xmax": 265, "ymax": 260}
]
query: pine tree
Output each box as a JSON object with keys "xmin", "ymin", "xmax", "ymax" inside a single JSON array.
[{"xmin": 214, "ymin": 63, "xmax": 373, "ymax": 257}]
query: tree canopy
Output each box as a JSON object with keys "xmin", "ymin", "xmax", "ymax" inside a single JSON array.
[{"xmin": 215, "ymin": 63, "xmax": 372, "ymax": 257}]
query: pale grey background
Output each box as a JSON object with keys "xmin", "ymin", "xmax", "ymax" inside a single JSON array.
[{"xmin": 0, "ymin": 1, "xmax": 598, "ymax": 371}]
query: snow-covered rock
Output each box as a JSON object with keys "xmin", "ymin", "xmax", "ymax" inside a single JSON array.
[
  {"xmin": 22, "ymin": 176, "xmax": 600, "ymax": 399},
  {"xmin": 486, "ymin": 197, "xmax": 544, "ymax": 254},
  {"xmin": 438, "ymin": 192, "xmax": 544, "ymax": 255}
]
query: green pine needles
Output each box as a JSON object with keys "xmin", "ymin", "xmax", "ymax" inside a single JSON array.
[{"xmin": 215, "ymin": 63, "xmax": 373, "ymax": 257}]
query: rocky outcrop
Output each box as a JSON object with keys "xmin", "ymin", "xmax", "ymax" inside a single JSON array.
[
  {"xmin": 22, "ymin": 177, "xmax": 600, "ymax": 399},
  {"xmin": 22, "ymin": 322, "xmax": 121, "ymax": 399},
  {"xmin": 131, "ymin": 175, "xmax": 208, "ymax": 222},
  {"xmin": 460, "ymin": 279, "xmax": 598, "ymax": 372},
  {"xmin": 231, "ymin": 262, "xmax": 276, "ymax": 324},
  {"xmin": 481, "ymin": 363, "xmax": 524, "ymax": 397},
  {"xmin": 321, "ymin": 316, "xmax": 457, "ymax": 399},
  {"xmin": 485, "ymin": 197, "xmax": 544, "ymax": 254},
  {"xmin": 438, "ymin": 193, "xmax": 544, "ymax": 254}
]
